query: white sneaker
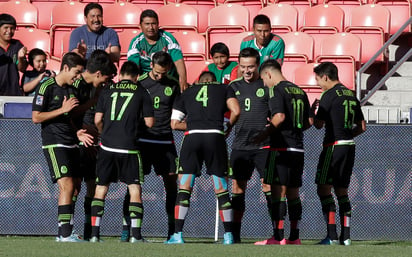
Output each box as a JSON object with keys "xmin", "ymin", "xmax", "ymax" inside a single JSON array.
[{"xmin": 60, "ymin": 234, "xmax": 85, "ymax": 242}]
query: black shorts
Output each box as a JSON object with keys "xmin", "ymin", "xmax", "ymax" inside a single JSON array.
[
  {"xmin": 96, "ymin": 148, "xmax": 144, "ymax": 185},
  {"xmin": 138, "ymin": 141, "xmax": 178, "ymax": 176},
  {"xmin": 230, "ymin": 149, "xmax": 269, "ymax": 180},
  {"xmin": 264, "ymin": 150, "xmax": 304, "ymax": 187},
  {"xmin": 79, "ymin": 145, "xmax": 98, "ymax": 181},
  {"xmin": 316, "ymin": 144, "xmax": 356, "ymax": 188},
  {"xmin": 43, "ymin": 146, "xmax": 80, "ymax": 183},
  {"xmin": 178, "ymin": 133, "xmax": 228, "ymax": 177}
]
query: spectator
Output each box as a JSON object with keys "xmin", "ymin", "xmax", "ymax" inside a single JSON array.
[{"xmin": 202, "ymin": 43, "xmax": 238, "ymax": 84}]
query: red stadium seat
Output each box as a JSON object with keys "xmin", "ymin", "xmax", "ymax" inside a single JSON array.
[
  {"xmin": 172, "ymin": 31, "xmax": 206, "ymax": 59},
  {"xmin": 158, "ymin": 3, "xmax": 198, "ymax": 33},
  {"xmin": 186, "ymin": 59, "xmax": 212, "ymax": 84},
  {"xmin": 14, "ymin": 28, "xmax": 51, "ymax": 55},
  {"xmin": 227, "ymin": 31, "xmax": 253, "ymax": 59},
  {"xmin": 258, "ymin": 3, "xmax": 299, "ymax": 34},
  {"xmin": 176, "ymin": 0, "xmax": 216, "ymax": 33},
  {"xmin": 323, "ymin": 0, "xmax": 364, "ymax": 27},
  {"xmin": 345, "ymin": 4, "xmax": 390, "ymax": 63},
  {"xmin": 373, "ymin": 0, "xmax": 411, "ymax": 34},
  {"xmin": 31, "ymin": 1, "xmax": 62, "ymax": 30},
  {"xmin": 270, "ymin": 0, "xmax": 313, "ymax": 29},
  {"xmin": 128, "ymin": 0, "xmax": 167, "ymax": 12},
  {"xmin": 0, "ymin": 1, "xmax": 38, "ymax": 29},
  {"xmin": 117, "ymin": 29, "xmax": 141, "ymax": 56},
  {"xmin": 223, "ymin": 0, "xmax": 264, "ymax": 30},
  {"xmin": 103, "ymin": 1, "xmax": 142, "ymax": 30},
  {"xmin": 47, "ymin": 57, "xmax": 62, "ymax": 75},
  {"xmin": 292, "ymin": 62, "xmax": 323, "ymax": 104},
  {"xmin": 206, "ymin": 4, "xmax": 249, "ymax": 52}
]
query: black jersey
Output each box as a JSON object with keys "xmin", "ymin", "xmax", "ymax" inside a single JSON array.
[
  {"xmin": 138, "ymin": 73, "xmax": 180, "ymax": 141},
  {"xmin": 316, "ymin": 83, "xmax": 364, "ymax": 145},
  {"xmin": 229, "ymin": 78, "xmax": 270, "ymax": 150},
  {"xmin": 71, "ymin": 76, "xmax": 99, "ymax": 127},
  {"xmin": 32, "ymin": 77, "xmax": 78, "ymax": 146},
  {"xmin": 173, "ymin": 82, "xmax": 236, "ymax": 131},
  {"xmin": 268, "ymin": 81, "xmax": 311, "ymax": 150},
  {"xmin": 96, "ymin": 79, "xmax": 154, "ymax": 150}
]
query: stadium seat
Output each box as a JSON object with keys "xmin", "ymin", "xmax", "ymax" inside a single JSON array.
[
  {"xmin": 315, "ymin": 32, "xmax": 362, "ymax": 90},
  {"xmin": 223, "ymin": 0, "xmax": 264, "ymax": 30},
  {"xmin": 128, "ymin": 0, "xmax": 167, "ymax": 12},
  {"xmin": 31, "ymin": 0, "xmax": 62, "ymax": 30},
  {"xmin": 292, "ymin": 62, "xmax": 322, "ymax": 104},
  {"xmin": 186, "ymin": 59, "xmax": 212, "ymax": 84},
  {"xmin": 103, "ymin": 1, "xmax": 142, "ymax": 30},
  {"xmin": 227, "ymin": 31, "xmax": 253, "ymax": 59},
  {"xmin": 3, "ymin": 103, "xmax": 32, "ymax": 119},
  {"xmin": 299, "ymin": 4, "xmax": 345, "ymax": 59},
  {"xmin": 345, "ymin": 4, "xmax": 390, "ymax": 63},
  {"xmin": 323, "ymin": 0, "xmax": 364, "ymax": 27},
  {"xmin": 281, "ymin": 31, "xmax": 314, "ymax": 81},
  {"xmin": 172, "ymin": 31, "xmax": 206, "ymax": 60},
  {"xmin": 117, "ymin": 29, "xmax": 141, "ymax": 56},
  {"xmin": 158, "ymin": 3, "xmax": 198, "ymax": 33},
  {"xmin": 373, "ymin": 0, "xmax": 411, "ymax": 34},
  {"xmin": 47, "ymin": 57, "xmax": 62, "ymax": 75},
  {"xmin": 14, "ymin": 28, "xmax": 51, "ymax": 55},
  {"xmin": 176, "ymin": 0, "xmax": 216, "ymax": 33},
  {"xmin": 269, "ymin": 0, "xmax": 313, "ymax": 29},
  {"xmin": 258, "ymin": 4, "xmax": 299, "ymax": 34},
  {"xmin": 50, "ymin": 1, "xmax": 86, "ymax": 58},
  {"xmin": 206, "ymin": 4, "xmax": 249, "ymax": 52},
  {"xmin": 0, "ymin": 1, "xmax": 38, "ymax": 29}
]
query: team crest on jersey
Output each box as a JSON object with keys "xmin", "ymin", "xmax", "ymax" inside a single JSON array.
[
  {"xmin": 164, "ymin": 87, "xmax": 173, "ymax": 96},
  {"xmin": 54, "ymin": 95, "xmax": 59, "ymax": 101},
  {"xmin": 256, "ymin": 88, "xmax": 265, "ymax": 97},
  {"xmin": 235, "ymin": 91, "xmax": 240, "ymax": 96},
  {"xmin": 61, "ymin": 165, "xmax": 68, "ymax": 174},
  {"xmin": 36, "ymin": 95, "xmax": 44, "ymax": 105}
]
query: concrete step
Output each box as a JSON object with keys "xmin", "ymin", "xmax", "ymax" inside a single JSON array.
[
  {"xmin": 366, "ymin": 91, "xmax": 412, "ymax": 111},
  {"xmin": 389, "ymin": 61, "xmax": 412, "ymax": 77},
  {"xmin": 362, "ymin": 106, "xmax": 401, "ymax": 123},
  {"xmin": 385, "ymin": 76, "xmax": 412, "ymax": 90}
]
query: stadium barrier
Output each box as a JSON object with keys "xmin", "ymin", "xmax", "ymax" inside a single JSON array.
[{"xmin": 0, "ymin": 120, "xmax": 410, "ymax": 240}]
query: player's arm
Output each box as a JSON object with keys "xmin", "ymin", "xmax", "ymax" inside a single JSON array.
[
  {"xmin": 226, "ymin": 97, "xmax": 240, "ymax": 129},
  {"xmin": 17, "ymin": 46, "xmax": 28, "ymax": 72},
  {"xmin": 311, "ymin": 99, "xmax": 325, "ymax": 129},
  {"xmin": 32, "ymin": 96, "xmax": 79, "ymax": 124},
  {"xmin": 251, "ymin": 113, "xmax": 284, "ymax": 144},
  {"xmin": 353, "ymin": 119, "xmax": 366, "ymax": 137},
  {"xmin": 174, "ymin": 58, "xmax": 188, "ymax": 92},
  {"xmin": 94, "ymin": 112, "xmax": 104, "ymax": 133},
  {"xmin": 170, "ymin": 108, "xmax": 187, "ymax": 131},
  {"xmin": 144, "ymin": 117, "xmax": 154, "ymax": 128}
]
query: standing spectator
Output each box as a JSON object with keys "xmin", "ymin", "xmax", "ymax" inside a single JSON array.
[
  {"xmin": 312, "ymin": 62, "xmax": 366, "ymax": 245},
  {"xmin": 228, "ymin": 48, "xmax": 272, "ymax": 243},
  {"xmin": 90, "ymin": 61, "xmax": 154, "ymax": 243},
  {"xmin": 121, "ymin": 52, "xmax": 180, "ymax": 242},
  {"xmin": 240, "ymin": 14, "xmax": 285, "ymax": 66},
  {"xmin": 32, "ymin": 52, "xmax": 92, "ymax": 242},
  {"xmin": 253, "ymin": 59, "xmax": 312, "ymax": 245},
  {"xmin": 202, "ymin": 43, "xmax": 238, "ymax": 84},
  {"xmin": 166, "ymin": 73, "xmax": 240, "ymax": 245},
  {"xmin": 127, "ymin": 9, "xmax": 188, "ymax": 92},
  {"xmin": 0, "ymin": 13, "xmax": 27, "ymax": 95},
  {"xmin": 69, "ymin": 3, "xmax": 120, "ymax": 62}
]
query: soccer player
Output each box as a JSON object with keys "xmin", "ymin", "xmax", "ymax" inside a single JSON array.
[
  {"xmin": 70, "ymin": 50, "xmax": 117, "ymax": 241},
  {"xmin": 90, "ymin": 61, "xmax": 154, "ymax": 243},
  {"xmin": 0, "ymin": 13, "xmax": 27, "ymax": 95},
  {"xmin": 166, "ymin": 71, "xmax": 240, "ymax": 245},
  {"xmin": 32, "ymin": 52, "xmax": 93, "ymax": 242},
  {"xmin": 120, "ymin": 51, "xmax": 180, "ymax": 241},
  {"xmin": 253, "ymin": 59, "xmax": 312, "ymax": 245},
  {"xmin": 240, "ymin": 14, "xmax": 285, "ymax": 66},
  {"xmin": 202, "ymin": 42, "xmax": 238, "ymax": 84},
  {"xmin": 69, "ymin": 3, "xmax": 120, "ymax": 62},
  {"xmin": 312, "ymin": 62, "xmax": 366, "ymax": 245},
  {"xmin": 228, "ymin": 47, "xmax": 272, "ymax": 243},
  {"xmin": 127, "ymin": 9, "xmax": 188, "ymax": 91}
]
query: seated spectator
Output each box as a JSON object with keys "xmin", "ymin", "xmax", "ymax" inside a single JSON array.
[
  {"xmin": 21, "ymin": 48, "xmax": 56, "ymax": 96},
  {"xmin": 203, "ymin": 43, "xmax": 238, "ymax": 84}
]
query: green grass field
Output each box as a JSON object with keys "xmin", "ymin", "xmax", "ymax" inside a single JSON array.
[{"xmin": 1, "ymin": 236, "xmax": 411, "ymax": 257}]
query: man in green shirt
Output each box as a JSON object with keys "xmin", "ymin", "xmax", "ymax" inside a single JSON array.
[
  {"xmin": 127, "ymin": 9, "xmax": 188, "ymax": 91},
  {"xmin": 240, "ymin": 14, "xmax": 285, "ymax": 66}
]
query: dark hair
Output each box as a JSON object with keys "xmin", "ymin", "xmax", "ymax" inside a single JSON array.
[
  {"xmin": 152, "ymin": 51, "xmax": 173, "ymax": 67},
  {"xmin": 210, "ymin": 42, "xmax": 230, "ymax": 58},
  {"xmin": 140, "ymin": 9, "xmax": 158, "ymax": 24},
  {"xmin": 198, "ymin": 71, "xmax": 217, "ymax": 82},
  {"xmin": 260, "ymin": 59, "xmax": 282, "ymax": 74},
  {"xmin": 28, "ymin": 48, "xmax": 47, "ymax": 67},
  {"xmin": 0, "ymin": 13, "xmax": 16, "ymax": 28},
  {"xmin": 86, "ymin": 50, "xmax": 117, "ymax": 76},
  {"xmin": 238, "ymin": 47, "xmax": 260, "ymax": 65},
  {"xmin": 120, "ymin": 61, "xmax": 140, "ymax": 77},
  {"xmin": 253, "ymin": 14, "xmax": 271, "ymax": 27},
  {"xmin": 60, "ymin": 52, "xmax": 85, "ymax": 71},
  {"xmin": 313, "ymin": 62, "xmax": 339, "ymax": 81},
  {"xmin": 84, "ymin": 3, "xmax": 103, "ymax": 17}
]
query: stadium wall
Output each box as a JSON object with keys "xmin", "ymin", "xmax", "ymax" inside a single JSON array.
[{"xmin": 0, "ymin": 120, "xmax": 411, "ymax": 240}]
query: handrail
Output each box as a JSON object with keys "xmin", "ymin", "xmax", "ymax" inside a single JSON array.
[{"xmin": 356, "ymin": 16, "xmax": 412, "ymax": 102}]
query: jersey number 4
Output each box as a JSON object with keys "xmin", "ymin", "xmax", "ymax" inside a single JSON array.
[
  {"xmin": 110, "ymin": 92, "xmax": 133, "ymax": 120},
  {"xmin": 196, "ymin": 86, "xmax": 209, "ymax": 107}
]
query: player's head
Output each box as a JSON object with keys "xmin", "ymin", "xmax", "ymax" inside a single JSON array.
[
  {"xmin": 253, "ymin": 14, "xmax": 271, "ymax": 47},
  {"xmin": 198, "ymin": 71, "xmax": 217, "ymax": 83},
  {"xmin": 84, "ymin": 3, "xmax": 103, "ymax": 33},
  {"xmin": 60, "ymin": 52, "xmax": 85, "ymax": 85},
  {"xmin": 86, "ymin": 50, "xmax": 117, "ymax": 87},
  {"xmin": 28, "ymin": 48, "xmax": 48, "ymax": 73},
  {"xmin": 150, "ymin": 51, "xmax": 172, "ymax": 81},
  {"xmin": 313, "ymin": 62, "xmax": 339, "ymax": 90},
  {"xmin": 210, "ymin": 42, "xmax": 230, "ymax": 69},
  {"xmin": 0, "ymin": 13, "xmax": 17, "ymax": 43},
  {"xmin": 140, "ymin": 9, "xmax": 159, "ymax": 41},
  {"xmin": 119, "ymin": 61, "xmax": 140, "ymax": 83},
  {"xmin": 259, "ymin": 59, "xmax": 283, "ymax": 88},
  {"xmin": 238, "ymin": 47, "xmax": 260, "ymax": 83}
]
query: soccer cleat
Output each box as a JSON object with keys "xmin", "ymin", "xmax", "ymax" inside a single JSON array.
[
  {"xmin": 254, "ymin": 236, "xmax": 286, "ymax": 245},
  {"xmin": 222, "ymin": 232, "xmax": 234, "ymax": 245},
  {"xmin": 59, "ymin": 234, "xmax": 85, "ymax": 242},
  {"xmin": 89, "ymin": 236, "xmax": 103, "ymax": 243},
  {"xmin": 318, "ymin": 237, "xmax": 339, "ymax": 245},
  {"xmin": 340, "ymin": 239, "xmax": 352, "ymax": 246},
  {"xmin": 130, "ymin": 237, "xmax": 149, "ymax": 243},
  {"xmin": 120, "ymin": 230, "xmax": 130, "ymax": 242},
  {"xmin": 286, "ymin": 239, "xmax": 302, "ymax": 245},
  {"xmin": 165, "ymin": 232, "xmax": 184, "ymax": 244},
  {"xmin": 55, "ymin": 236, "xmax": 61, "ymax": 242}
]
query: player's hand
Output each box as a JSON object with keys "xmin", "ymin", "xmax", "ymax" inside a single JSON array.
[
  {"xmin": 250, "ymin": 132, "xmax": 266, "ymax": 145},
  {"xmin": 77, "ymin": 129, "xmax": 94, "ymax": 147},
  {"xmin": 224, "ymin": 121, "xmax": 233, "ymax": 138},
  {"xmin": 18, "ymin": 46, "xmax": 27, "ymax": 59},
  {"xmin": 311, "ymin": 99, "xmax": 320, "ymax": 113},
  {"xmin": 105, "ymin": 43, "xmax": 112, "ymax": 55},
  {"xmin": 61, "ymin": 96, "xmax": 79, "ymax": 113}
]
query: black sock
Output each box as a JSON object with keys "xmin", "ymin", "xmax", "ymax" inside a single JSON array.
[
  {"xmin": 272, "ymin": 197, "xmax": 287, "ymax": 241},
  {"xmin": 58, "ymin": 205, "xmax": 73, "ymax": 238},
  {"xmin": 83, "ymin": 197, "xmax": 93, "ymax": 240},
  {"xmin": 231, "ymin": 193, "xmax": 245, "ymax": 242},
  {"xmin": 216, "ymin": 191, "xmax": 233, "ymax": 233},
  {"xmin": 287, "ymin": 198, "xmax": 302, "ymax": 241},
  {"xmin": 129, "ymin": 202, "xmax": 143, "ymax": 240},
  {"xmin": 174, "ymin": 189, "xmax": 191, "ymax": 233},
  {"xmin": 338, "ymin": 195, "xmax": 351, "ymax": 241},
  {"xmin": 320, "ymin": 195, "xmax": 338, "ymax": 240},
  {"xmin": 91, "ymin": 198, "xmax": 105, "ymax": 239}
]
